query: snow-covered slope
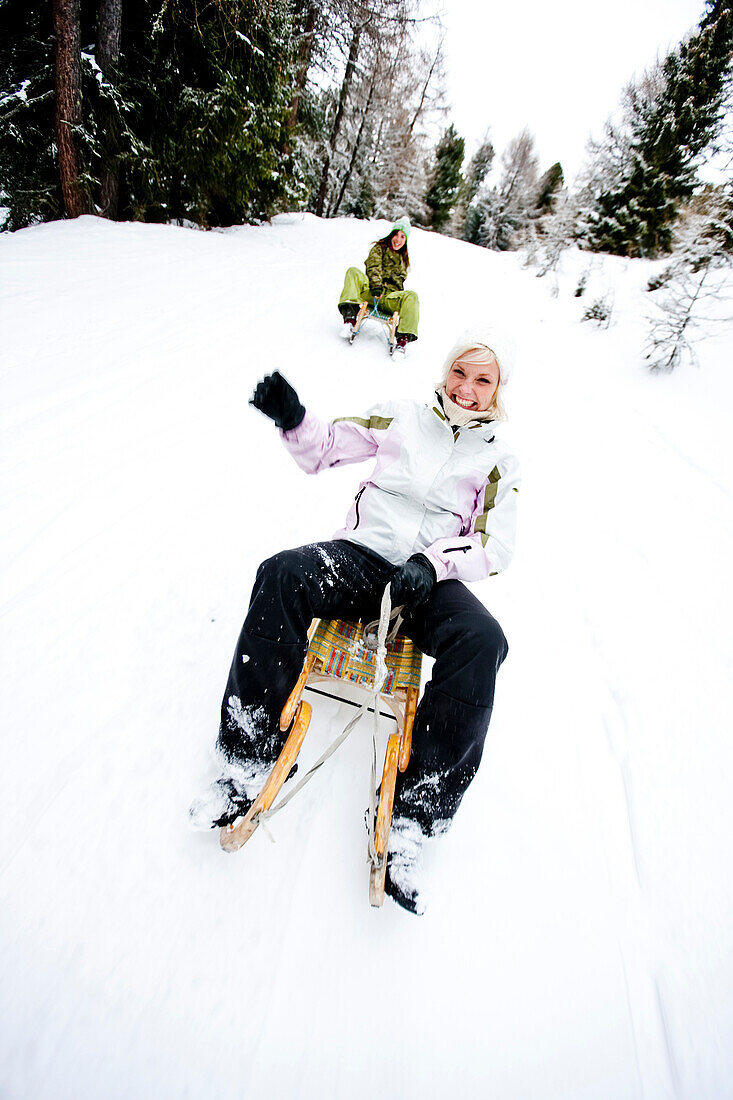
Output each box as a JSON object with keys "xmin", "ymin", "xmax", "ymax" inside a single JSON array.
[{"xmin": 1, "ymin": 214, "xmax": 732, "ymax": 1100}]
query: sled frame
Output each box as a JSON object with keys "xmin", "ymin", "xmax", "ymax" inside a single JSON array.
[
  {"xmin": 219, "ymin": 617, "xmax": 421, "ymax": 908},
  {"xmin": 350, "ymin": 300, "xmax": 400, "ymax": 355}
]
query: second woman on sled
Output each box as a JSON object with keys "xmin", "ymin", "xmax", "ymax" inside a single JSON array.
[{"xmin": 338, "ymin": 217, "xmax": 419, "ymax": 351}]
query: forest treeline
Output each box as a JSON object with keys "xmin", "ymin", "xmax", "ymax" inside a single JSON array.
[
  {"xmin": 0, "ymin": 0, "xmax": 449, "ymax": 230},
  {"xmin": 0, "ymin": 0, "xmax": 731, "ymax": 275}
]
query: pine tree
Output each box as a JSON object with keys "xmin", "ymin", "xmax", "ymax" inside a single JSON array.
[
  {"xmin": 122, "ymin": 0, "xmax": 301, "ymax": 226},
  {"xmin": 53, "ymin": 0, "xmax": 91, "ymax": 217},
  {"xmin": 1, "ymin": 0, "xmax": 303, "ymax": 230},
  {"xmin": 96, "ymin": 0, "xmax": 122, "ymax": 217},
  {"xmin": 425, "ymin": 123, "xmax": 464, "ymax": 232},
  {"xmin": 0, "ymin": 1, "xmax": 63, "ymax": 229},
  {"xmin": 452, "ymin": 133, "xmax": 493, "ymax": 236},
  {"xmin": 515, "ymin": 161, "xmax": 569, "ymax": 269},
  {"xmin": 466, "ymin": 127, "xmax": 538, "ymax": 250},
  {"xmin": 582, "ymin": 0, "xmax": 733, "ymax": 257},
  {"xmin": 535, "ymin": 162, "xmax": 564, "ymax": 212}
]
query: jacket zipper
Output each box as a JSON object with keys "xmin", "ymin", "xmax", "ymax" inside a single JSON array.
[
  {"xmin": 353, "ymin": 486, "xmax": 366, "ymax": 528},
  {"xmin": 444, "ymin": 545, "xmax": 471, "ymax": 554}
]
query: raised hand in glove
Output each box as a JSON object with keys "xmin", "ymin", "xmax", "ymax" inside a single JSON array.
[
  {"xmin": 390, "ymin": 554, "xmax": 436, "ymax": 611},
  {"xmin": 249, "ymin": 370, "xmax": 305, "ymax": 432},
  {"xmin": 370, "ymin": 285, "xmax": 383, "ymax": 299}
]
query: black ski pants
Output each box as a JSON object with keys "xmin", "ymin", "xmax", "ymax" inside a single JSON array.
[{"xmin": 218, "ymin": 540, "xmax": 508, "ymax": 835}]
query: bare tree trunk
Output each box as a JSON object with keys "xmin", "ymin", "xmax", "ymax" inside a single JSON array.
[
  {"xmin": 315, "ymin": 21, "xmax": 362, "ymax": 217},
  {"xmin": 97, "ymin": 0, "xmax": 122, "ymax": 218},
  {"xmin": 370, "ymin": 115, "xmax": 385, "ymax": 165},
  {"xmin": 287, "ymin": 0, "xmax": 318, "ymax": 132},
  {"xmin": 53, "ymin": 0, "xmax": 90, "ymax": 218},
  {"xmin": 330, "ymin": 74, "xmax": 376, "ymax": 216},
  {"xmin": 407, "ymin": 37, "xmax": 441, "ymax": 138},
  {"xmin": 369, "ymin": 48, "xmax": 400, "ymax": 165}
]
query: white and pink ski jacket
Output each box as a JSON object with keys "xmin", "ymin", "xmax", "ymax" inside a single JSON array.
[{"xmin": 281, "ymin": 398, "xmax": 520, "ymax": 583}]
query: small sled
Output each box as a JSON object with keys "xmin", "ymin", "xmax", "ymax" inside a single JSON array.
[
  {"xmin": 220, "ymin": 616, "xmax": 422, "ymax": 907},
  {"xmin": 349, "ymin": 300, "xmax": 400, "ymax": 355}
]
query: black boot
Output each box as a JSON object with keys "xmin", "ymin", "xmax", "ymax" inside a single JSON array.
[
  {"xmin": 383, "ymin": 817, "xmax": 427, "ymax": 915},
  {"xmin": 189, "ymin": 774, "xmax": 254, "ymax": 830}
]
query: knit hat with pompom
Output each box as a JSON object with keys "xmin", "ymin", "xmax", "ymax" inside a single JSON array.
[
  {"xmin": 439, "ymin": 326, "xmax": 515, "ymax": 387},
  {"xmin": 435, "ymin": 326, "xmax": 516, "ymax": 426}
]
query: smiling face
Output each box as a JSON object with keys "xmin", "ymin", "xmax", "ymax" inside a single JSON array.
[
  {"xmin": 390, "ymin": 230, "xmax": 406, "ymax": 251},
  {"xmin": 445, "ymin": 349, "xmax": 500, "ymax": 413}
]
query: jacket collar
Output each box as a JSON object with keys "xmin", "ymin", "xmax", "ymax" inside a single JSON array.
[{"xmin": 432, "ymin": 392, "xmax": 496, "ymax": 442}]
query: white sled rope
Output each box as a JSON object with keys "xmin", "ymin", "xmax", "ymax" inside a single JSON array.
[
  {"xmin": 219, "ymin": 584, "xmax": 421, "ymax": 906},
  {"xmin": 255, "ymin": 585, "xmax": 393, "ymax": 856}
]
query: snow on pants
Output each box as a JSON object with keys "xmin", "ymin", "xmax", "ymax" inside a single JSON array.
[
  {"xmin": 218, "ymin": 540, "xmax": 507, "ymax": 836},
  {"xmin": 338, "ymin": 267, "xmax": 419, "ymax": 339}
]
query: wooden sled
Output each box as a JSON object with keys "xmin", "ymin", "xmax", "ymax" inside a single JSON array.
[
  {"xmin": 219, "ymin": 700, "xmax": 312, "ymax": 854},
  {"xmin": 220, "ymin": 617, "xmax": 422, "ymax": 907},
  {"xmin": 350, "ymin": 300, "xmax": 400, "ymax": 355}
]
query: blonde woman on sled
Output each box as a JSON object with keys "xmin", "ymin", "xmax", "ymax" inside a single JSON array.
[{"xmin": 191, "ymin": 329, "xmax": 520, "ymax": 915}]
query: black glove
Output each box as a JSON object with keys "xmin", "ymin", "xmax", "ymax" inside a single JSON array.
[
  {"xmin": 370, "ymin": 285, "xmax": 383, "ymax": 298},
  {"xmin": 390, "ymin": 554, "xmax": 436, "ymax": 610},
  {"xmin": 249, "ymin": 371, "xmax": 305, "ymax": 432}
]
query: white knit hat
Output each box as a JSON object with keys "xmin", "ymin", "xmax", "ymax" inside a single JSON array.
[
  {"xmin": 440, "ymin": 326, "xmax": 515, "ymax": 386},
  {"xmin": 391, "ymin": 216, "xmax": 411, "ymax": 240}
]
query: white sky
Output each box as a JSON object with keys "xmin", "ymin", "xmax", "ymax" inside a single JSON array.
[{"xmin": 439, "ymin": 0, "xmax": 706, "ymax": 185}]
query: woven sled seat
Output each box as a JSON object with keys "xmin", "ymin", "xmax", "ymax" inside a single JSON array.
[
  {"xmin": 221, "ymin": 614, "xmax": 423, "ymax": 906},
  {"xmin": 307, "ymin": 617, "xmax": 422, "ymax": 696},
  {"xmin": 369, "ymin": 306, "xmax": 397, "ymax": 323}
]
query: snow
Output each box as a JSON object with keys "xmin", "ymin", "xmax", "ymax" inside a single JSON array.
[
  {"xmin": 234, "ymin": 30, "xmax": 265, "ymax": 57},
  {"xmin": 1, "ymin": 212, "xmax": 732, "ymax": 1099},
  {"xmin": 80, "ymin": 52, "xmax": 103, "ymax": 80},
  {"xmin": 0, "ymin": 79, "xmax": 30, "ymax": 107}
]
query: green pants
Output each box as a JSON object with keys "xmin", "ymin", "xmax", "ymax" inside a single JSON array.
[{"xmin": 338, "ymin": 267, "xmax": 420, "ymax": 339}]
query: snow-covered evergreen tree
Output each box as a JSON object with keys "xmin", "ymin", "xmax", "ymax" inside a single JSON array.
[
  {"xmin": 424, "ymin": 123, "xmax": 465, "ymax": 231},
  {"xmin": 1, "ymin": 0, "xmax": 305, "ymax": 229},
  {"xmin": 452, "ymin": 133, "xmax": 494, "ymax": 237},
  {"xmin": 465, "ymin": 127, "xmax": 539, "ymax": 250},
  {"xmin": 580, "ymin": 0, "xmax": 733, "ymax": 257},
  {"xmin": 127, "ymin": 0, "xmax": 302, "ymax": 226},
  {"xmin": 535, "ymin": 162, "xmax": 564, "ymax": 213},
  {"xmin": 532, "ymin": 190, "xmax": 579, "ymax": 275},
  {"xmin": 0, "ymin": 1, "xmax": 61, "ymax": 229},
  {"xmin": 515, "ymin": 161, "xmax": 567, "ymax": 261}
]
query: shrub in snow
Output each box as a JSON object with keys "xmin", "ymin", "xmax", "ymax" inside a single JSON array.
[
  {"xmin": 574, "ymin": 273, "xmax": 588, "ymax": 297},
  {"xmin": 644, "ymin": 184, "xmax": 732, "ymax": 371},
  {"xmin": 645, "ymin": 262, "xmax": 731, "ymax": 372},
  {"xmin": 582, "ymin": 294, "xmax": 614, "ymax": 327}
]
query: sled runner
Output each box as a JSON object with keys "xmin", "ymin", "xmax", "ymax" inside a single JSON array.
[
  {"xmin": 220, "ymin": 612, "xmax": 422, "ymax": 907},
  {"xmin": 349, "ymin": 299, "xmax": 400, "ymax": 355}
]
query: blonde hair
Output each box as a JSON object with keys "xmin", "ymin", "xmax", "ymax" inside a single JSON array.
[
  {"xmin": 487, "ymin": 384, "xmax": 507, "ymax": 422},
  {"xmin": 438, "ymin": 345, "xmax": 508, "ymax": 422}
]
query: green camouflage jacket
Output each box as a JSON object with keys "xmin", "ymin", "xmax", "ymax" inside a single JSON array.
[{"xmin": 364, "ymin": 242, "xmax": 407, "ymax": 294}]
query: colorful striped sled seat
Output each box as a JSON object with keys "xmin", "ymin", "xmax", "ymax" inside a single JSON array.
[
  {"xmin": 224, "ymin": 619, "xmax": 424, "ymax": 906},
  {"xmin": 307, "ymin": 618, "xmax": 422, "ymax": 696}
]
